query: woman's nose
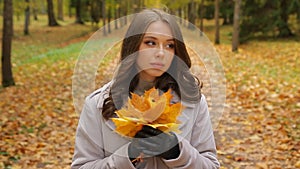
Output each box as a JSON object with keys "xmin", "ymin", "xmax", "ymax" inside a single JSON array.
[{"xmin": 155, "ymin": 44, "xmax": 165, "ymax": 57}]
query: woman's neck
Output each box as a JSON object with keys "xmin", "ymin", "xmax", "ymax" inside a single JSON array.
[{"xmin": 134, "ymin": 78, "xmax": 155, "ymax": 95}]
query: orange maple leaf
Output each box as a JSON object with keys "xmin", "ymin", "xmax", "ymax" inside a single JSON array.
[{"xmin": 111, "ymin": 88, "xmax": 184, "ymax": 137}]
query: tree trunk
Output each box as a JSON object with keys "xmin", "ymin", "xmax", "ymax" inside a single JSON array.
[
  {"xmin": 297, "ymin": 0, "xmax": 300, "ymax": 22},
  {"xmin": 75, "ymin": 0, "xmax": 84, "ymax": 24},
  {"xmin": 119, "ymin": 0, "xmax": 128, "ymax": 27},
  {"xmin": 41, "ymin": 0, "xmax": 47, "ymax": 14},
  {"xmin": 24, "ymin": 0, "xmax": 30, "ymax": 35},
  {"xmin": 90, "ymin": 0, "xmax": 101, "ymax": 27},
  {"xmin": 187, "ymin": 0, "xmax": 196, "ymax": 29},
  {"xmin": 178, "ymin": 7, "xmax": 182, "ymax": 24},
  {"xmin": 114, "ymin": 0, "xmax": 119, "ymax": 29},
  {"xmin": 277, "ymin": 0, "xmax": 293, "ymax": 37},
  {"xmin": 57, "ymin": 0, "xmax": 64, "ymax": 21},
  {"xmin": 124, "ymin": 1, "xmax": 128, "ymax": 25},
  {"xmin": 47, "ymin": 0, "xmax": 59, "ymax": 26},
  {"xmin": 119, "ymin": 3, "xmax": 124, "ymax": 27},
  {"xmin": 33, "ymin": 9, "xmax": 38, "ymax": 20},
  {"xmin": 184, "ymin": 5, "xmax": 188, "ymax": 27},
  {"xmin": 298, "ymin": 7, "xmax": 300, "ymax": 22},
  {"xmin": 232, "ymin": 0, "xmax": 241, "ymax": 52},
  {"xmin": 214, "ymin": 0, "xmax": 220, "ymax": 44},
  {"xmin": 69, "ymin": 1, "xmax": 72, "ymax": 18},
  {"xmin": 199, "ymin": 0, "xmax": 204, "ymax": 36},
  {"xmin": 108, "ymin": 4, "xmax": 111, "ymax": 33},
  {"xmin": 2, "ymin": 0, "xmax": 15, "ymax": 87},
  {"xmin": 102, "ymin": 0, "xmax": 107, "ymax": 36},
  {"xmin": 32, "ymin": 0, "xmax": 38, "ymax": 20}
]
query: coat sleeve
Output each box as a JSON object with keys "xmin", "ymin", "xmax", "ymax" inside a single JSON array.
[
  {"xmin": 163, "ymin": 95, "xmax": 220, "ymax": 169},
  {"xmin": 71, "ymin": 96, "xmax": 136, "ymax": 169}
]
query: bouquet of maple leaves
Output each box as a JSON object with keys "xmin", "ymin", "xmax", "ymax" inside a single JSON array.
[{"xmin": 111, "ymin": 87, "xmax": 183, "ymax": 138}]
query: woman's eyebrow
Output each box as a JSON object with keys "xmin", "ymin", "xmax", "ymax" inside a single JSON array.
[
  {"xmin": 167, "ymin": 38, "xmax": 175, "ymax": 42},
  {"xmin": 143, "ymin": 36, "xmax": 175, "ymax": 42}
]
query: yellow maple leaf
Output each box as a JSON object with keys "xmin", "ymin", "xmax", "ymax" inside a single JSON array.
[
  {"xmin": 111, "ymin": 87, "xmax": 184, "ymax": 137},
  {"xmin": 111, "ymin": 118, "xmax": 143, "ymax": 137}
]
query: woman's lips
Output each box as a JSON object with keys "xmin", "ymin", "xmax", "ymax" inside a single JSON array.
[{"xmin": 150, "ymin": 62, "xmax": 164, "ymax": 69}]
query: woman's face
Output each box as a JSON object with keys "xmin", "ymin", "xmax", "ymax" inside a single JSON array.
[{"xmin": 136, "ymin": 20, "xmax": 175, "ymax": 82}]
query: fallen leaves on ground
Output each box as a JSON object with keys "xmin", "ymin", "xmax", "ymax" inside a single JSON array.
[
  {"xmin": 0, "ymin": 23, "xmax": 299, "ymax": 169},
  {"xmin": 215, "ymin": 41, "xmax": 300, "ymax": 169},
  {"xmin": 0, "ymin": 61, "xmax": 77, "ymax": 168}
]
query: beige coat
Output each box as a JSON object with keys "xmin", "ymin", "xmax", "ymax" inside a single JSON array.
[{"xmin": 71, "ymin": 82, "xmax": 220, "ymax": 169}]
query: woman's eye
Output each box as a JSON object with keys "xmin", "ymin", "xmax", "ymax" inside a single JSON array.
[
  {"xmin": 145, "ymin": 41, "xmax": 156, "ymax": 46},
  {"xmin": 166, "ymin": 43, "xmax": 175, "ymax": 49}
]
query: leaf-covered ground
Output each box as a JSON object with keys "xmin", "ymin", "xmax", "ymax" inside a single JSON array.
[
  {"xmin": 0, "ymin": 18, "xmax": 299, "ymax": 169},
  {"xmin": 216, "ymin": 41, "xmax": 300, "ymax": 169}
]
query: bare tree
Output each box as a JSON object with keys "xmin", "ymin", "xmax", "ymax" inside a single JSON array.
[
  {"xmin": 199, "ymin": 0, "xmax": 204, "ymax": 36},
  {"xmin": 214, "ymin": 0, "xmax": 220, "ymax": 44},
  {"xmin": 119, "ymin": 1, "xmax": 125, "ymax": 27},
  {"xmin": 57, "ymin": 0, "xmax": 64, "ymax": 21},
  {"xmin": 121, "ymin": 1, "xmax": 128, "ymax": 26},
  {"xmin": 75, "ymin": 0, "xmax": 84, "ymax": 24},
  {"xmin": 91, "ymin": 0, "xmax": 101, "ymax": 27},
  {"xmin": 178, "ymin": 7, "xmax": 182, "ymax": 24},
  {"xmin": 102, "ymin": 0, "xmax": 107, "ymax": 36},
  {"xmin": 278, "ymin": 0, "xmax": 293, "ymax": 37},
  {"xmin": 232, "ymin": 0, "xmax": 241, "ymax": 52},
  {"xmin": 69, "ymin": 0, "xmax": 73, "ymax": 18},
  {"xmin": 24, "ymin": 0, "xmax": 30, "ymax": 35},
  {"xmin": 32, "ymin": 0, "xmax": 38, "ymax": 20},
  {"xmin": 47, "ymin": 0, "xmax": 59, "ymax": 26},
  {"xmin": 108, "ymin": 3, "xmax": 111, "ymax": 33},
  {"xmin": 187, "ymin": 0, "xmax": 196, "ymax": 30},
  {"xmin": 114, "ymin": 0, "xmax": 119, "ymax": 29},
  {"xmin": 2, "ymin": 0, "xmax": 15, "ymax": 87}
]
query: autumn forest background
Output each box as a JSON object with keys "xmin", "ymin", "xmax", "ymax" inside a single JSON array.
[{"xmin": 1, "ymin": 0, "xmax": 300, "ymax": 169}]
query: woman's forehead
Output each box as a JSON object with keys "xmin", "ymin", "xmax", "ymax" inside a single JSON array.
[{"xmin": 144, "ymin": 21, "xmax": 173, "ymax": 38}]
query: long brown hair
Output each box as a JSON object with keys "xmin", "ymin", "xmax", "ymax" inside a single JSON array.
[{"xmin": 102, "ymin": 8, "xmax": 201, "ymax": 120}]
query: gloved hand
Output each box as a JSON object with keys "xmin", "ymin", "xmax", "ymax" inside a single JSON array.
[
  {"xmin": 128, "ymin": 126, "xmax": 180, "ymax": 160},
  {"xmin": 128, "ymin": 136, "xmax": 143, "ymax": 160}
]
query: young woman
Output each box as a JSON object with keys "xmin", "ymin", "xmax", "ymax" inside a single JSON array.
[{"xmin": 71, "ymin": 8, "xmax": 220, "ymax": 169}]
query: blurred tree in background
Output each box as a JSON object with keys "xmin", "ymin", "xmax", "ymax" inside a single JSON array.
[
  {"xmin": 240, "ymin": 0, "xmax": 298, "ymax": 41},
  {"xmin": 1, "ymin": 0, "xmax": 299, "ymax": 87},
  {"xmin": 1, "ymin": 0, "xmax": 298, "ymax": 40},
  {"xmin": 47, "ymin": 0, "xmax": 59, "ymax": 26},
  {"xmin": 1, "ymin": 0, "xmax": 15, "ymax": 87},
  {"xmin": 24, "ymin": 0, "xmax": 30, "ymax": 35}
]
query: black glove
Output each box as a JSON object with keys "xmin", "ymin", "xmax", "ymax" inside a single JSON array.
[
  {"xmin": 128, "ymin": 136, "xmax": 143, "ymax": 160},
  {"xmin": 129, "ymin": 126, "xmax": 180, "ymax": 160}
]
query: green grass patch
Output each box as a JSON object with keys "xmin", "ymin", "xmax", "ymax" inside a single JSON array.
[{"xmin": 18, "ymin": 42, "xmax": 85, "ymax": 65}]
